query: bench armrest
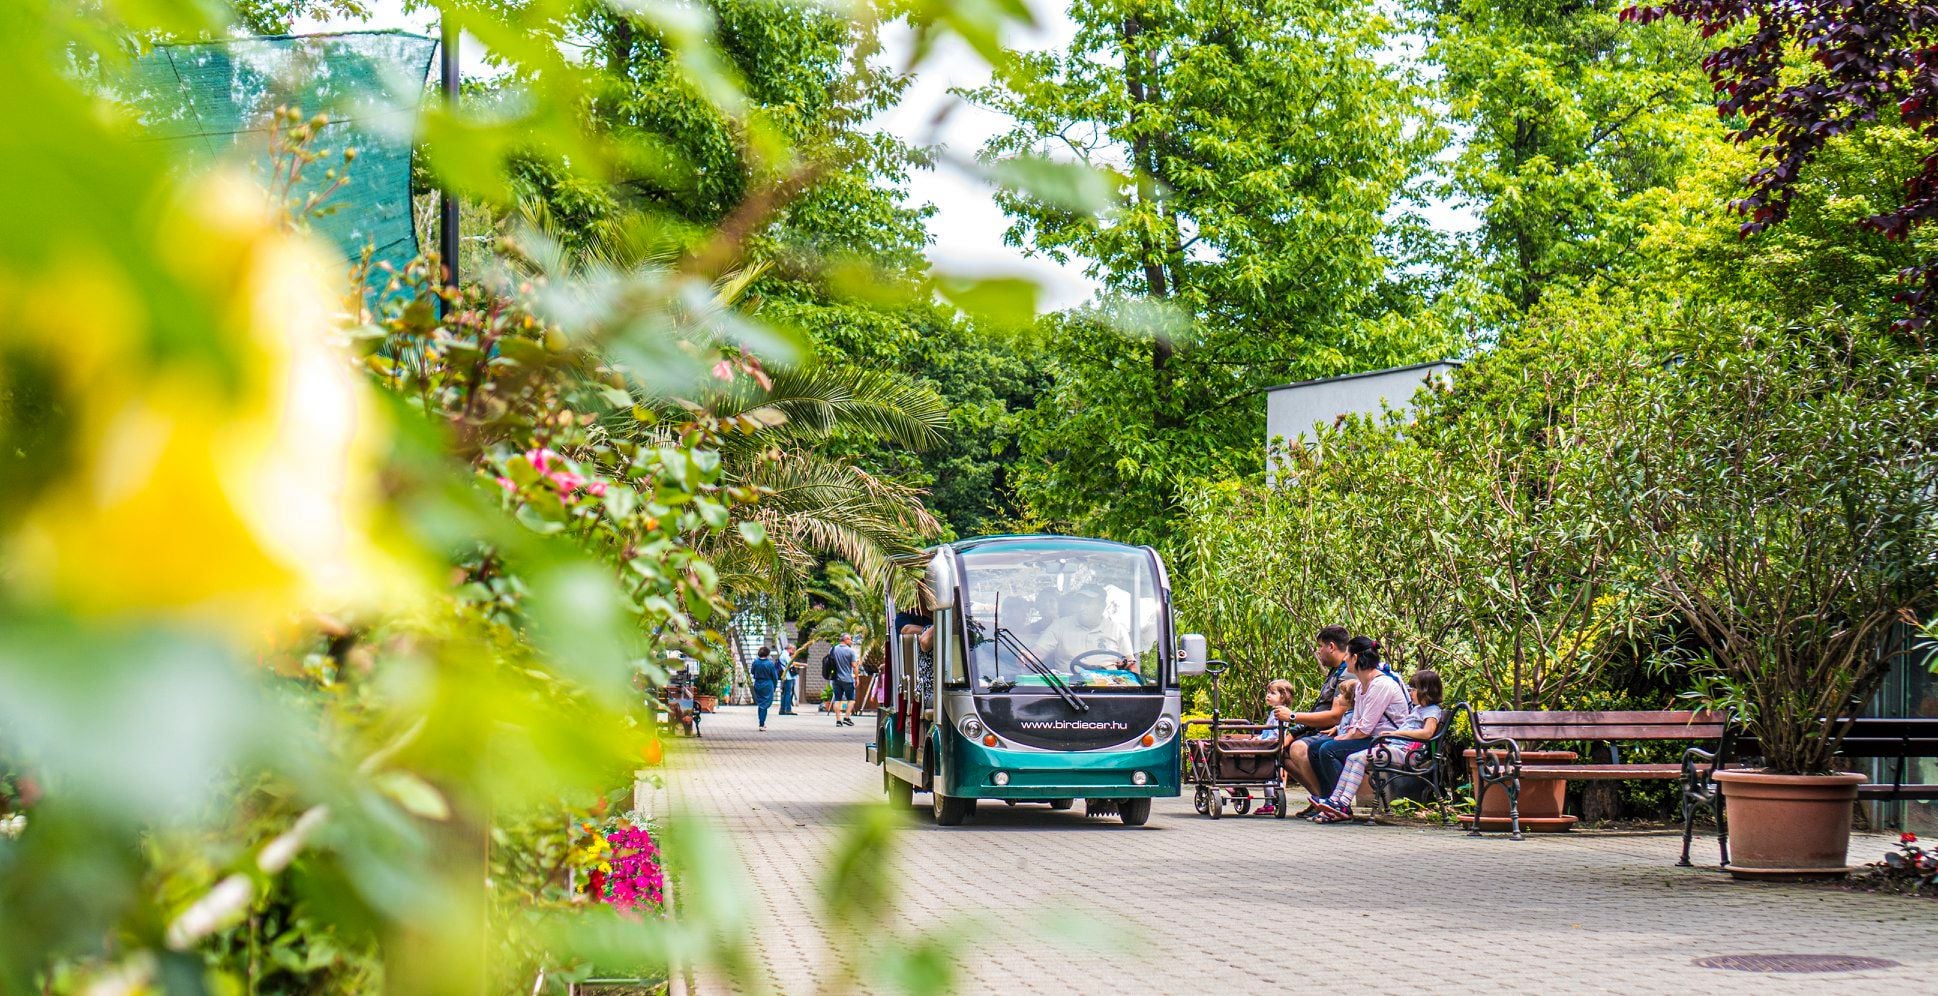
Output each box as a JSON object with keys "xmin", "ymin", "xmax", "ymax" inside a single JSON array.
[
  {"xmin": 1679, "ymin": 745, "xmax": 1717, "ymax": 785},
  {"xmin": 1470, "ymin": 733, "xmax": 1523, "ymax": 772}
]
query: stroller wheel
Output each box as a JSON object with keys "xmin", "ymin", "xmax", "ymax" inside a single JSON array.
[
  {"xmin": 1209, "ymin": 790, "xmax": 1223, "ymax": 820},
  {"xmin": 1273, "ymin": 785, "xmax": 1289, "ymax": 819},
  {"xmin": 1193, "ymin": 785, "xmax": 1212, "ymax": 815},
  {"xmin": 1230, "ymin": 787, "xmax": 1253, "ymax": 817}
]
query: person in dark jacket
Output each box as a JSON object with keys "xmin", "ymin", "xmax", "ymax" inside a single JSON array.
[{"xmin": 750, "ymin": 646, "xmax": 785, "ymax": 730}]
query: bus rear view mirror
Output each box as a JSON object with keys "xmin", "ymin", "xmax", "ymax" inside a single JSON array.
[{"xmin": 1177, "ymin": 634, "xmax": 1209, "ymax": 676}]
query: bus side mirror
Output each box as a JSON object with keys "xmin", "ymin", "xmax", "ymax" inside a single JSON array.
[{"xmin": 1176, "ymin": 634, "xmax": 1209, "ymax": 677}]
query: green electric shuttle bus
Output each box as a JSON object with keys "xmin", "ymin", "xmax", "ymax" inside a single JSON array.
[{"xmin": 865, "ymin": 535, "xmax": 1210, "ymax": 826}]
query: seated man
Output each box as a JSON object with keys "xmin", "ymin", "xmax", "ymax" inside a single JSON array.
[
  {"xmin": 1281, "ymin": 625, "xmax": 1355, "ymax": 810},
  {"xmin": 1036, "ymin": 586, "xmax": 1139, "ymax": 684}
]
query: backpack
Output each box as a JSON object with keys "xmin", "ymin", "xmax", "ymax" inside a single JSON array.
[{"xmin": 822, "ymin": 651, "xmax": 836, "ymax": 681}]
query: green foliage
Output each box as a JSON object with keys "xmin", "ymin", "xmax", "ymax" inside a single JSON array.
[
  {"xmin": 1577, "ymin": 317, "xmax": 1938, "ymax": 773},
  {"xmin": 1429, "ymin": 0, "xmax": 1722, "ymax": 324},
  {"xmin": 1183, "ymin": 291, "xmax": 1681, "ymax": 714},
  {"xmin": 971, "ymin": 0, "xmax": 1457, "ymax": 547},
  {"xmin": 0, "ymin": 0, "xmax": 1069, "ymax": 991}
]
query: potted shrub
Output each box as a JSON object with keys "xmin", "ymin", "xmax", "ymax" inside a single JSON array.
[
  {"xmin": 694, "ymin": 658, "xmax": 727, "ymax": 714},
  {"xmin": 1591, "ymin": 322, "xmax": 1938, "ymax": 877}
]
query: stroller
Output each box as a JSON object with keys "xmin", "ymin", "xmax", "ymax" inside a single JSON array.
[{"xmin": 1183, "ymin": 662, "xmax": 1289, "ymax": 819}]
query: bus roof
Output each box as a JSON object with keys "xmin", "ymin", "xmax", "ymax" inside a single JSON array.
[
  {"xmin": 940, "ymin": 534, "xmax": 1145, "ymax": 555},
  {"xmin": 887, "ymin": 534, "xmax": 1149, "ymax": 572}
]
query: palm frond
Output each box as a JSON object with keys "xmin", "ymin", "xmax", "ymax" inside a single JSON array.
[{"xmin": 694, "ymin": 366, "xmax": 949, "ymax": 451}]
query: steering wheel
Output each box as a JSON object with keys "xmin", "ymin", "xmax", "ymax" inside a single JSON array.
[{"xmin": 1069, "ymin": 648, "xmax": 1137, "ymax": 681}]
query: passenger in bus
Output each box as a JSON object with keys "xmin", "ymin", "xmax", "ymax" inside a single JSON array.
[{"xmin": 1005, "ymin": 591, "xmax": 1052, "ymax": 644}]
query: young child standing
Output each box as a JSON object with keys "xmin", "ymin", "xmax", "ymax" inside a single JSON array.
[
  {"xmin": 1222, "ymin": 679, "xmax": 1298, "ymax": 815},
  {"xmin": 1311, "ymin": 669, "xmax": 1443, "ymax": 823}
]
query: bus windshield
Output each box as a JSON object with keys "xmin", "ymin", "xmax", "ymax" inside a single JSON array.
[{"xmin": 959, "ymin": 541, "xmax": 1163, "ymax": 691}]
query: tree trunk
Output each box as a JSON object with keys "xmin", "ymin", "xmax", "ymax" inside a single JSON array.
[
  {"xmin": 608, "ymin": 14, "xmax": 636, "ymax": 81},
  {"xmin": 1122, "ymin": 14, "xmax": 1181, "ymax": 429}
]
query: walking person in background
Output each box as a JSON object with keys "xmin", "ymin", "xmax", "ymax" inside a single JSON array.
[
  {"xmin": 750, "ymin": 645, "xmax": 784, "ymax": 731},
  {"xmin": 778, "ymin": 643, "xmax": 799, "ymax": 716},
  {"xmin": 830, "ymin": 633, "xmax": 859, "ymax": 727}
]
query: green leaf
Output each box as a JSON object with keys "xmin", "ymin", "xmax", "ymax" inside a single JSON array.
[
  {"xmin": 737, "ymin": 520, "xmax": 768, "ymax": 548},
  {"xmin": 935, "ymin": 275, "xmax": 1040, "ymax": 328},
  {"xmin": 603, "ymin": 485, "xmax": 638, "ymax": 521},
  {"xmin": 982, "ymin": 155, "xmax": 1120, "ymax": 214},
  {"xmin": 375, "ymin": 771, "xmax": 450, "ymax": 821}
]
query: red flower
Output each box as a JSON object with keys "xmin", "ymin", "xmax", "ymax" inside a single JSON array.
[{"xmin": 1902, "ymin": 831, "xmax": 1919, "ymax": 844}]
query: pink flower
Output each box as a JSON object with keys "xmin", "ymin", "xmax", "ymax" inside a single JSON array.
[
  {"xmin": 525, "ymin": 447, "xmax": 558, "ymax": 472},
  {"xmin": 548, "ymin": 470, "xmax": 585, "ymax": 493},
  {"xmin": 495, "ymin": 476, "xmax": 516, "ymax": 491},
  {"xmin": 586, "ymin": 481, "xmax": 609, "ymax": 498}
]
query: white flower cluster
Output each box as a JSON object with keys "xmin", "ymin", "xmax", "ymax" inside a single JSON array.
[{"xmin": 0, "ymin": 814, "xmax": 25, "ymax": 839}]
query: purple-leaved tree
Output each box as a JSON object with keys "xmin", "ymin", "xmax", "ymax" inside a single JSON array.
[{"xmin": 1626, "ymin": 1, "xmax": 1938, "ymax": 331}]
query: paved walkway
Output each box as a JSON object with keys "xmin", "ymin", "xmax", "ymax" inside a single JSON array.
[{"xmin": 668, "ymin": 705, "xmax": 1935, "ymax": 994}]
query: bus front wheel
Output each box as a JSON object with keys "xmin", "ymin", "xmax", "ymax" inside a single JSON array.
[
  {"xmin": 1048, "ymin": 798, "xmax": 1075, "ymax": 811},
  {"xmin": 932, "ymin": 790, "xmax": 970, "ymax": 826},
  {"xmin": 1119, "ymin": 798, "xmax": 1152, "ymax": 826}
]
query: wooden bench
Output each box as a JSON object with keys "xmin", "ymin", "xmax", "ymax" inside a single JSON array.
[
  {"xmin": 1683, "ymin": 717, "xmax": 1938, "ymax": 867},
  {"xmin": 1468, "ymin": 709, "xmax": 1734, "ymax": 841}
]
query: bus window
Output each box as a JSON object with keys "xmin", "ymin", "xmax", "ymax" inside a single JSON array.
[
  {"xmin": 960, "ymin": 543, "xmax": 1162, "ymax": 692},
  {"xmin": 938, "ymin": 607, "xmax": 967, "ymax": 687}
]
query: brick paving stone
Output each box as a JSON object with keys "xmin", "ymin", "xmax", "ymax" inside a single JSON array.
[{"xmin": 667, "ymin": 705, "xmax": 1937, "ymax": 995}]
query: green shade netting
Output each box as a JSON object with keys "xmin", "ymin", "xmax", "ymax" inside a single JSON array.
[{"xmin": 115, "ymin": 30, "xmax": 438, "ymax": 286}]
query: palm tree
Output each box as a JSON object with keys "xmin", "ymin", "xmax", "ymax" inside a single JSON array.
[
  {"xmin": 506, "ymin": 198, "xmax": 947, "ymax": 603},
  {"xmin": 693, "ymin": 365, "xmax": 945, "ymax": 588},
  {"xmin": 796, "ymin": 561, "xmax": 888, "ymax": 669}
]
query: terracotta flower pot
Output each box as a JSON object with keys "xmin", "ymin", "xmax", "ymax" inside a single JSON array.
[
  {"xmin": 696, "ymin": 695, "xmax": 718, "ymax": 714},
  {"xmin": 1459, "ymin": 749, "xmax": 1580, "ymax": 832},
  {"xmin": 1714, "ymin": 769, "xmax": 1866, "ymax": 880}
]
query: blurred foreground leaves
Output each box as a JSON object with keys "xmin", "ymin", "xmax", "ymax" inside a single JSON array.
[{"xmin": 0, "ymin": 0, "xmax": 1111, "ymax": 991}]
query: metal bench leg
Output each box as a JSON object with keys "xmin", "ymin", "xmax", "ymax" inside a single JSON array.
[
  {"xmin": 1677, "ymin": 791, "xmax": 1698, "ymax": 868},
  {"xmin": 1470, "ymin": 771, "xmax": 1489, "ymax": 837},
  {"xmin": 1506, "ymin": 776, "xmax": 1523, "ymax": 841}
]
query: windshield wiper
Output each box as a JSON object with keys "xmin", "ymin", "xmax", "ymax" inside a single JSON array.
[{"xmin": 993, "ymin": 627, "xmax": 1088, "ymax": 713}]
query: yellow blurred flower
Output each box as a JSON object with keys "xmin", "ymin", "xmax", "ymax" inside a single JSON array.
[{"xmin": 6, "ymin": 172, "xmax": 412, "ymax": 631}]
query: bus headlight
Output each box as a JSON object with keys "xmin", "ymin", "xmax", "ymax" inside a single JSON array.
[
  {"xmin": 1131, "ymin": 771, "xmax": 1149, "ymax": 786},
  {"xmin": 958, "ymin": 716, "xmax": 986, "ymax": 741},
  {"xmin": 1153, "ymin": 716, "xmax": 1177, "ymax": 742},
  {"xmin": 993, "ymin": 771, "xmax": 1010, "ymax": 786}
]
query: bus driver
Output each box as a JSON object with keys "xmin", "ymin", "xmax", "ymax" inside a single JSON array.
[{"xmin": 1037, "ymin": 587, "xmax": 1139, "ymax": 683}]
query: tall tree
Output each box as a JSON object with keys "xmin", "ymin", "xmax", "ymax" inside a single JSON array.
[
  {"xmin": 1429, "ymin": 0, "xmax": 1720, "ymax": 324},
  {"xmin": 971, "ymin": 0, "xmax": 1451, "ymax": 546}
]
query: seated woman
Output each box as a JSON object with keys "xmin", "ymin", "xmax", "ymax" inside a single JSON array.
[
  {"xmin": 1312, "ymin": 669, "xmax": 1443, "ymax": 822},
  {"xmin": 1307, "ymin": 638, "xmax": 1411, "ymax": 800}
]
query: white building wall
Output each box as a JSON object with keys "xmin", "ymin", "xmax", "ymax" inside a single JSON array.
[{"xmin": 1265, "ymin": 362, "xmax": 1458, "ymax": 479}]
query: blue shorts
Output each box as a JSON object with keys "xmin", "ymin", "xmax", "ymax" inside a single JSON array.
[{"xmin": 831, "ymin": 678, "xmax": 856, "ymax": 702}]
